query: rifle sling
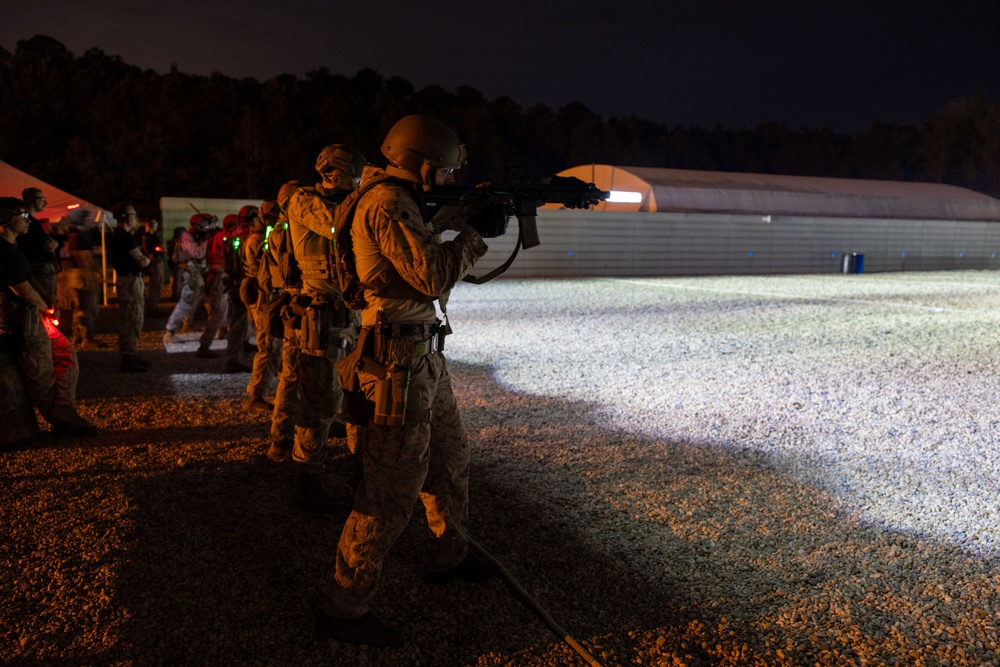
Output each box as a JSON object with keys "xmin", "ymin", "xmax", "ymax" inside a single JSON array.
[{"xmin": 461, "ymin": 226, "xmax": 523, "ymax": 285}]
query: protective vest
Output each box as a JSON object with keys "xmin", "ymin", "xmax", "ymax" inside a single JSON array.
[{"xmin": 288, "ymin": 185, "xmax": 344, "ymax": 296}]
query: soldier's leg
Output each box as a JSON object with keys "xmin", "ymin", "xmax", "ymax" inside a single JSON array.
[
  {"xmin": 80, "ymin": 289, "xmax": 98, "ymax": 343},
  {"xmin": 70, "ymin": 286, "xmax": 86, "ymax": 345},
  {"xmin": 419, "ymin": 353, "xmax": 471, "ymax": 572},
  {"xmin": 165, "ymin": 269, "xmax": 198, "ymax": 333},
  {"xmin": 324, "ymin": 417, "xmax": 431, "ymax": 618},
  {"xmin": 17, "ymin": 313, "xmax": 56, "ymax": 418},
  {"xmin": 269, "ymin": 326, "xmax": 300, "ymax": 458},
  {"xmin": 246, "ymin": 301, "xmax": 272, "ymax": 400},
  {"xmin": 118, "ymin": 277, "xmax": 144, "ymax": 355},
  {"xmin": 146, "ymin": 261, "xmax": 164, "ymax": 313},
  {"xmin": 292, "ymin": 351, "xmax": 336, "ymax": 464},
  {"xmin": 198, "ymin": 278, "xmax": 227, "ymax": 353}
]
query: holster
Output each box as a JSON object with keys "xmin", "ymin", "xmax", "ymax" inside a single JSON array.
[{"xmin": 298, "ymin": 296, "xmax": 352, "ymax": 357}]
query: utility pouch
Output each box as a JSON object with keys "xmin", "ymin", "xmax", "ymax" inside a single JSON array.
[
  {"xmin": 22, "ymin": 306, "xmax": 42, "ymax": 340},
  {"xmin": 372, "ymin": 361, "xmax": 410, "ymax": 427},
  {"xmin": 335, "ymin": 326, "xmax": 374, "ymax": 425},
  {"xmin": 299, "ymin": 304, "xmax": 350, "ymax": 356},
  {"xmin": 266, "ymin": 291, "xmax": 292, "ymax": 338}
]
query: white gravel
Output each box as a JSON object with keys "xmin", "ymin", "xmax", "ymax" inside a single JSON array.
[{"xmin": 3, "ymin": 270, "xmax": 1000, "ymax": 666}]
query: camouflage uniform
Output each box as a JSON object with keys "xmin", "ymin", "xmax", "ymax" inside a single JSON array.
[
  {"xmin": 323, "ymin": 170, "xmax": 487, "ymax": 619},
  {"xmin": 243, "ymin": 225, "xmax": 280, "ymax": 401},
  {"xmin": 111, "ymin": 226, "xmax": 146, "ymax": 355},
  {"xmin": 286, "ymin": 185, "xmax": 358, "ymax": 465},
  {"xmin": 265, "ymin": 214, "xmax": 300, "ymax": 456},
  {"xmin": 20, "ymin": 307, "xmax": 81, "ymax": 423},
  {"xmin": 62, "ymin": 228, "xmax": 101, "ymax": 347}
]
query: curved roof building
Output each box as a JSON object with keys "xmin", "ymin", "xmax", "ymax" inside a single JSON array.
[{"xmin": 558, "ymin": 164, "xmax": 1000, "ymax": 222}]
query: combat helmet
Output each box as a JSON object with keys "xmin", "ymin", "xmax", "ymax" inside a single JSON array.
[
  {"xmin": 277, "ymin": 180, "xmax": 301, "ymax": 210},
  {"xmin": 189, "ymin": 212, "xmax": 216, "ymax": 233},
  {"xmin": 381, "ymin": 114, "xmax": 466, "ymax": 188},
  {"xmin": 315, "ymin": 145, "xmax": 367, "ymax": 180},
  {"xmin": 237, "ymin": 205, "xmax": 258, "ymax": 223},
  {"xmin": 258, "ymin": 200, "xmax": 280, "ymax": 224}
]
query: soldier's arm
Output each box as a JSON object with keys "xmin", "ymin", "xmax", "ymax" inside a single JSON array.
[
  {"xmin": 371, "ymin": 196, "xmax": 487, "ymax": 297},
  {"xmin": 180, "ymin": 232, "xmax": 206, "ymax": 259},
  {"xmin": 288, "ymin": 191, "xmax": 337, "ymax": 239},
  {"xmin": 9, "ymin": 279, "xmax": 50, "ymax": 311}
]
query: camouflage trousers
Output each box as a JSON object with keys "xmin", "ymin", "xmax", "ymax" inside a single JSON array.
[
  {"xmin": 270, "ymin": 322, "xmax": 301, "ymax": 451},
  {"xmin": 323, "ymin": 351, "xmax": 469, "ymax": 619},
  {"xmin": 18, "ymin": 308, "xmax": 80, "ymax": 424},
  {"xmin": 246, "ymin": 297, "xmax": 281, "ymax": 401},
  {"xmin": 165, "ymin": 267, "xmax": 204, "ymax": 333},
  {"xmin": 226, "ymin": 295, "xmax": 248, "ymax": 365},
  {"xmin": 116, "ymin": 275, "xmax": 144, "ymax": 355},
  {"xmin": 292, "ymin": 324, "xmax": 355, "ymax": 465},
  {"xmin": 69, "ymin": 287, "xmax": 99, "ymax": 345},
  {"xmin": 145, "ymin": 260, "xmax": 164, "ymax": 313},
  {"xmin": 29, "ymin": 263, "xmax": 57, "ymax": 304},
  {"xmin": 198, "ymin": 272, "xmax": 228, "ymax": 352}
]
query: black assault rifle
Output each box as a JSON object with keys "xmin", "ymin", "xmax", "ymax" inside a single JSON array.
[{"xmin": 423, "ymin": 173, "xmax": 609, "ymax": 283}]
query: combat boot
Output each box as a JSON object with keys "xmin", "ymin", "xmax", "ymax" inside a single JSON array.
[
  {"xmin": 195, "ymin": 347, "xmax": 218, "ymax": 359},
  {"xmin": 293, "ymin": 467, "xmax": 346, "ymax": 514},
  {"xmin": 50, "ymin": 414, "xmax": 100, "ymax": 438},
  {"xmin": 315, "ymin": 610, "xmax": 403, "ymax": 647},
  {"xmin": 243, "ymin": 396, "xmax": 274, "ymax": 413}
]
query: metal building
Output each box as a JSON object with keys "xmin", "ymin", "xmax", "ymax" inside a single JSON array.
[{"xmin": 474, "ymin": 165, "xmax": 1000, "ymax": 277}]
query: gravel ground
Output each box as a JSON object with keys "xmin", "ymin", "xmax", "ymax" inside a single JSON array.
[{"xmin": 3, "ymin": 270, "xmax": 1000, "ymax": 667}]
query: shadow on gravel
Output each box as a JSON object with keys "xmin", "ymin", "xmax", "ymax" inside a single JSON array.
[{"xmin": 9, "ymin": 354, "xmax": 998, "ymax": 666}]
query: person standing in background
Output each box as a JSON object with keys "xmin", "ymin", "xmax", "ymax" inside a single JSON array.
[
  {"xmin": 17, "ymin": 187, "xmax": 58, "ymax": 305},
  {"xmin": 138, "ymin": 218, "xmax": 166, "ymax": 318},
  {"xmin": 111, "ymin": 205, "xmax": 152, "ymax": 373}
]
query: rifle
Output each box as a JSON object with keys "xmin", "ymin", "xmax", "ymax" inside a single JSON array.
[{"xmin": 424, "ymin": 173, "xmax": 609, "ymax": 283}]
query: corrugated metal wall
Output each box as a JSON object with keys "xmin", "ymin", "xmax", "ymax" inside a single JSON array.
[{"xmin": 474, "ymin": 209, "xmax": 1000, "ymax": 277}]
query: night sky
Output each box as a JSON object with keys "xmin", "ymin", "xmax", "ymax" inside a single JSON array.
[{"xmin": 4, "ymin": 0, "xmax": 1000, "ymax": 133}]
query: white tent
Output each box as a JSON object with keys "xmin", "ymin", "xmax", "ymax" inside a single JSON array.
[
  {"xmin": 0, "ymin": 159, "xmax": 112, "ymax": 228},
  {"xmin": 0, "ymin": 159, "xmax": 117, "ymax": 303}
]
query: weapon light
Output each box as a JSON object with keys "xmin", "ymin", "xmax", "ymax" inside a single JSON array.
[{"xmin": 607, "ymin": 191, "xmax": 643, "ymax": 204}]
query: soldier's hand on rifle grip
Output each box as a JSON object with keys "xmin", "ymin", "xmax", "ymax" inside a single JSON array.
[{"xmin": 430, "ymin": 192, "xmax": 489, "ymax": 232}]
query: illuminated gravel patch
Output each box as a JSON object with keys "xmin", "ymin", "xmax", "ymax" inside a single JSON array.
[{"xmin": 447, "ymin": 272, "xmax": 1000, "ymax": 555}]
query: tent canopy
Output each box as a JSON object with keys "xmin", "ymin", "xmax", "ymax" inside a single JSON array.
[
  {"xmin": 558, "ymin": 164, "xmax": 1000, "ymax": 222},
  {"xmin": 0, "ymin": 159, "xmax": 111, "ymax": 229}
]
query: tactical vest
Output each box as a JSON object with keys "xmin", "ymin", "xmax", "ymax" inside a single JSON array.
[{"xmin": 289, "ymin": 186, "xmax": 342, "ymax": 295}]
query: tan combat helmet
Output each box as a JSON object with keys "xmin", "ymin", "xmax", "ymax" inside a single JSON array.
[
  {"xmin": 380, "ymin": 115, "xmax": 466, "ymax": 189},
  {"xmin": 315, "ymin": 144, "xmax": 368, "ymax": 191},
  {"xmin": 277, "ymin": 180, "xmax": 301, "ymax": 211}
]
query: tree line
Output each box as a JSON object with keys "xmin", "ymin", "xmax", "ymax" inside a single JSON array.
[{"xmin": 2, "ymin": 35, "xmax": 999, "ymax": 218}]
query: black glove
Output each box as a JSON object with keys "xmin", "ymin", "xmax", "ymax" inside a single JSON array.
[{"xmin": 467, "ymin": 203, "xmax": 509, "ymax": 238}]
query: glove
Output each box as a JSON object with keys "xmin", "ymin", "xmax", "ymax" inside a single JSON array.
[
  {"xmin": 430, "ymin": 192, "xmax": 490, "ymax": 233},
  {"xmin": 466, "ymin": 203, "xmax": 509, "ymax": 238}
]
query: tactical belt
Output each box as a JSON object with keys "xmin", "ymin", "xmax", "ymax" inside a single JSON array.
[{"xmin": 375, "ymin": 320, "xmax": 443, "ymax": 362}]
